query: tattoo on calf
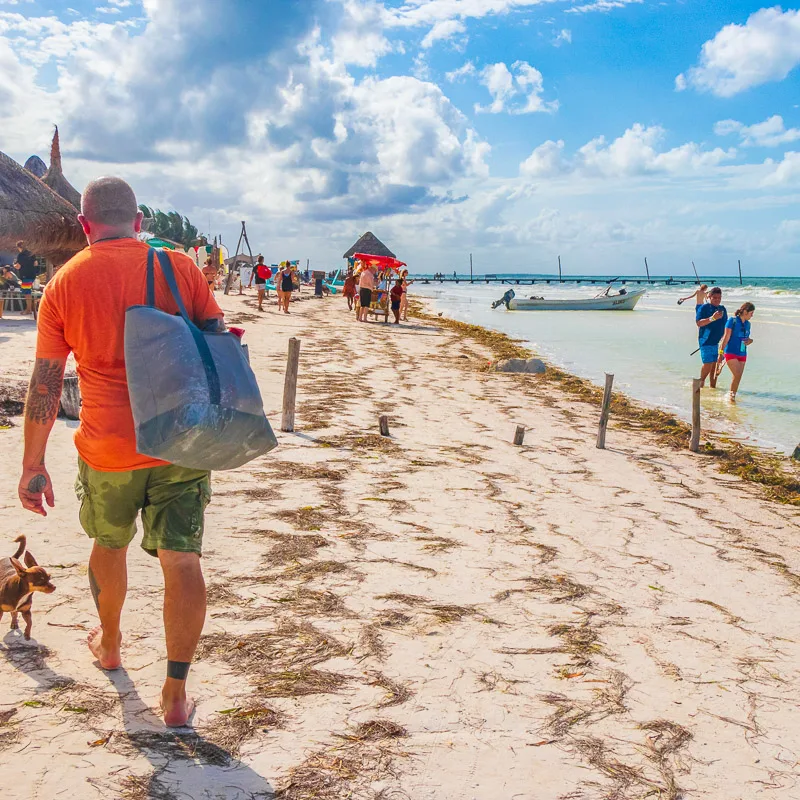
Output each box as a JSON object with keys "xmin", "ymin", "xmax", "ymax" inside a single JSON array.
[
  {"xmin": 88, "ymin": 567, "xmax": 101, "ymax": 612},
  {"xmin": 25, "ymin": 359, "xmax": 63, "ymax": 424},
  {"xmin": 27, "ymin": 474, "xmax": 47, "ymax": 493}
]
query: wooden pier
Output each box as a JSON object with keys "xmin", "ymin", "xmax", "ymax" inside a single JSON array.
[{"xmin": 420, "ymin": 276, "xmax": 698, "ymax": 286}]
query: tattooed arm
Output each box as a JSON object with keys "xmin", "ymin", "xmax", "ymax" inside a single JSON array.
[{"xmin": 18, "ymin": 357, "xmax": 67, "ymax": 516}]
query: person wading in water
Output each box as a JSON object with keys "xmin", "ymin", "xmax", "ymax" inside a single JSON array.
[
  {"xmin": 18, "ymin": 177, "xmax": 224, "ymax": 728},
  {"xmin": 718, "ymin": 302, "xmax": 755, "ymax": 403}
]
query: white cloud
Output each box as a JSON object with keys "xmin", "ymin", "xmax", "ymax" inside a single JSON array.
[
  {"xmin": 519, "ymin": 124, "xmax": 736, "ymax": 179},
  {"xmin": 578, "ymin": 124, "xmax": 735, "ymax": 176},
  {"xmin": 678, "ymin": 7, "xmax": 800, "ymax": 97},
  {"xmin": 421, "ymin": 18, "xmax": 466, "ymax": 48},
  {"xmin": 385, "ymin": 0, "xmax": 549, "ymax": 27},
  {"xmin": 332, "ymin": 0, "xmax": 393, "ymax": 67},
  {"xmin": 762, "ymin": 151, "xmax": 800, "ymax": 186},
  {"xmin": 714, "ymin": 115, "xmax": 800, "ymax": 147},
  {"xmin": 475, "ymin": 60, "xmax": 557, "ymax": 114},
  {"xmin": 567, "ymin": 0, "xmax": 642, "ymax": 13},
  {"xmin": 520, "ymin": 139, "xmax": 567, "ymax": 177},
  {"xmin": 553, "ymin": 28, "xmax": 571, "ymax": 46},
  {"xmin": 445, "ymin": 61, "xmax": 476, "ymax": 81}
]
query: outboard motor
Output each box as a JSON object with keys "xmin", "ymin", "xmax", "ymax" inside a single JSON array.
[{"xmin": 491, "ymin": 289, "xmax": 515, "ymax": 309}]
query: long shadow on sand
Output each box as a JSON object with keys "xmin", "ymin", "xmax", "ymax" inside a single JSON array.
[
  {"xmin": 101, "ymin": 669, "xmax": 275, "ymax": 799},
  {"xmin": 1, "ymin": 630, "xmax": 76, "ymax": 690}
]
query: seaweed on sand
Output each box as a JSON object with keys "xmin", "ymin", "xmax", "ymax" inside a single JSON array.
[
  {"xmin": 494, "ymin": 574, "xmax": 591, "ymax": 604},
  {"xmin": 273, "ymin": 587, "xmax": 353, "ymax": 618},
  {"xmin": 366, "ymin": 671, "xmax": 413, "ymax": 708},
  {"xmin": 275, "ymin": 723, "xmax": 407, "ymax": 800},
  {"xmin": 203, "ymin": 704, "xmax": 286, "ymax": 756},
  {"xmin": 275, "ymin": 506, "xmax": 328, "ymax": 531},
  {"xmin": 196, "ymin": 621, "xmax": 347, "ymax": 673},
  {"xmin": 263, "ymin": 532, "xmax": 329, "ymax": 565},
  {"xmin": 421, "ymin": 306, "xmax": 800, "ymax": 504}
]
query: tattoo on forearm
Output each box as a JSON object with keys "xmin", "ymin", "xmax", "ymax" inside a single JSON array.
[
  {"xmin": 25, "ymin": 359, "xmax": 63, "ymax": 424},
  {"xmin": 27, "ymin": 475, "xmax": 46, "ymax": 493},
  {"xmin": 88, "ymin": 567, "xmax": 101, "ymax": 612}
]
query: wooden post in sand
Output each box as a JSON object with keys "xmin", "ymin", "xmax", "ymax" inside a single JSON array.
[
  {"xmin": 513, "ymin": 425, "xmax": 526, "ymax": 446},
  {"xmin": 596, "ymin": 373, "xmax": 614, "ymax": 449},
  {"xmin": 690, "ymin": 379, "xmax": 702, "ymax": 452},
  {"xmin": 60, "ymin": 376, "xmax": 81, "ymax": 420},
  {"xmin": 379, "ymin": 415, "xmax": 390, "ymax": 437},
  {"xmin": 281, "ymin": 338, "xmax": 301, "ymax": 433}
]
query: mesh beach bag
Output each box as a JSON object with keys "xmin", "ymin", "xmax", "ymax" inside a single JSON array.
[{"xmin": 124, "ymin": 249, "xmax": 277, "ymax": 470}]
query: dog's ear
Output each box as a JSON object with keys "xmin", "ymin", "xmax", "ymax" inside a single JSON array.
[
  {"xmin": 10, "ymin": 558, "xmax": 25, "ymax": 576},
  {"xmin": 23, "ymin": 552, "xmax": 38, "ymax": 568}
]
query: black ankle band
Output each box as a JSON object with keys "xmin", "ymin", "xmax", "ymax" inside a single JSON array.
[{"xmin": 167, "ymin": 660, "xmax": 191, "ymax": 681}]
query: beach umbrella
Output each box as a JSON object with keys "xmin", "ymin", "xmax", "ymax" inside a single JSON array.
[
  {"xmin": 343, "ymin": 231, "xmax": 396, "ymax": 259},
  {"xmin": 0, "ymin": 148, "xmax": 86, "ymax": 263},
  {"xmin": 353, "ymin": 252, "xmax": 406, "ymax": 273},
  {"xmin": 145, "ymin": 238, "xmax": 178, "ymax": 250}
]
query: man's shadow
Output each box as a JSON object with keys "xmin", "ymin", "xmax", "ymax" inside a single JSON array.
[{"xmin": 103, "ymin": 669, "xmax": 275, "ymax": 799}]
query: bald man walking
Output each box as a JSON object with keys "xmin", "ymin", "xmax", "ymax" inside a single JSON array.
[{"xmin": 18, "ymin": 177, "xmax": 224, "ymax": 727}]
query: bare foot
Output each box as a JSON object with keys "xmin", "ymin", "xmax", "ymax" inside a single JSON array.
[
  {"xmin": 161, "ymin": 691, "xmax": 196, "ymax": 728},
  {"xmin": 87, "ymin": 626, "xmax": 122, "ymax": 670}
]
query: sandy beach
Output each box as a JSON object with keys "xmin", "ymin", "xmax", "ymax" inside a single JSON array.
[{"xmin": 2, "ymin": 289, "xmax": 800, "ymax": 799}]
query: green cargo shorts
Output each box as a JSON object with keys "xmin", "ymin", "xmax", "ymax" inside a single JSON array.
[{"xmin": 75, "ymin": 458, "xmax": 211, "ymax": 556}]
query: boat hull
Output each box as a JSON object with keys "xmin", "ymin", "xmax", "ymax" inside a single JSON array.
[{"xmin": 507, "ymin": 289, "xmax": 645, "ymax": 311}]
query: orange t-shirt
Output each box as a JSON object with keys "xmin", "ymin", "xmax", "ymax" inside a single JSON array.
[{"xmin": 36, "ymin": 239, "xmax": 224, "ymax": 472}]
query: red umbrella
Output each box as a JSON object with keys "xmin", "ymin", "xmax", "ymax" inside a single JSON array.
[{"xmin": 354, "ymin": 253, "xmax": 407, "ymax": 273}]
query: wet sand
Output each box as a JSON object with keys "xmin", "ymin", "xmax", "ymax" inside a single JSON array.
[{"xmin": 1, "ymin": 289, "xmax": 799, "ymax": 799}]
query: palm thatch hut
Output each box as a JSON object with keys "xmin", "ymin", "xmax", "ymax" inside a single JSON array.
[
  {"xmin": 42, "ymin": 127, "xmax": 81, "ymax": 210},
  {"xmin": 0, "ymin": 149, "xmax": 86, "ymax": 263},
  {"xmin": 24, "ymin": 155, "xmax": 47, "ymax": 179},
  {"xmin": 342, "ymin": 231, "xmax": 396, "ymax": 259}
]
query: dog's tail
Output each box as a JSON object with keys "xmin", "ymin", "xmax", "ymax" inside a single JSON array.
[{"xmin": 12, "ymin": 535, "xmax": 26, "ymax": 560}]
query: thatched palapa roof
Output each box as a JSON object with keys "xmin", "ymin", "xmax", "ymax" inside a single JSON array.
[
  {"xmin": 0, "ymin": 149, "xmax": 86, "ymax": 262},
  {"xmin": 343, "ymin": 231, "xmax": 396, "ymax": 259},
  {"xmin": 42, "ymin": 127, "xmax": 81, "ymax": 210},
  {"xmin": 24, "ymin": 155, "xmax": 47, "ymax": 178}
]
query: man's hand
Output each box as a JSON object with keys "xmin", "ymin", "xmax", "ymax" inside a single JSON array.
[
  {"xmin": 711, "ymin": 310, "xmax": 722, "ymax": 321},
  {"xmin": 19, "ymin": 464, "xmax": 55, "ymax": 516}
]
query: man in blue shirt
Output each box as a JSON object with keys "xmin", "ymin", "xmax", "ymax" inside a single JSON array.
[{"xmin": 696, "ymin": 286, "xmax": 727, "ymax": 388}]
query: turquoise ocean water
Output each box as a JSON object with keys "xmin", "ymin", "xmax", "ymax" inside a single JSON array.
[{"xmin": 416, "ymin": 276, "xmax": 800, "ymax": 455}]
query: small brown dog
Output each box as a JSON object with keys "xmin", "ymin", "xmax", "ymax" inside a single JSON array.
[{"xmin": 0, "ymin": 536, "xmax": 55, "ymax": 640}]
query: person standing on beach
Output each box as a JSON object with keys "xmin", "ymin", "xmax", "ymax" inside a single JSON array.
[
  {"xmin": 358, "ymin": 265, "xmax": 375, "ymax": 322},
  {"xmin": 719, "ymin": 302, "xmax": 755, "ymax": 403},
  {"xmin": 17, "ymin": 177, "xmax": 224, "ymax": 728},
  {"xmin": 202, "ymin": 256, "xmax": 218, "ymax": 292},
  {"xmin": 678, "ymin": 284, "xmax": 708, "ymax": 307},
  {"xmin": 696, "ymin": 287, "xmax": 727, "ymax": 388},
  {"xmin": 14, "ymin": 242, "xmax": 37, "ymax": 316},
  {"xmin": 399, "ymin": 269, "xmax": 413, "ymax": 321},
  {"xmin": 249, "ymin": 255, "xmax": 270, "ymax": 312},
  {"xmin": 343, "ymin": 270, "xmax": 357, "ymax": 311},
  {"xmin": 280, "ymin": 262, "xmax": 294, "ymax": 313},
  {"xmin": 390, "ymin": 278, "xmax": 403, "ymax": 324}
]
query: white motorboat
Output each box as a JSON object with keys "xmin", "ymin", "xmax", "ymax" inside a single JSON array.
[{"xmin": 492, "ymin": 287, "xmax": 646, "ymax": 311}]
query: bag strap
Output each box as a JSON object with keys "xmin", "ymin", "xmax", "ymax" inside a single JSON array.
[
  {"xmin": 153, "ymin": 249, "xmax": 222, "ymax": 405},
  {"xmin": 146, "ymin": 248, "xmax": 156, "ymax": 307}
]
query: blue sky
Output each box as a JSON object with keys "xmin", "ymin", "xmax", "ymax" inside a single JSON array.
[{"xmin": 1, "ymin": 0, "xmax": 799, "ymax": 274}]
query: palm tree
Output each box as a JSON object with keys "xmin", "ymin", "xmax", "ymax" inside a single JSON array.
[{"xmin": 138, "ymin": 205, "xmax": 204, "ymax": 248}]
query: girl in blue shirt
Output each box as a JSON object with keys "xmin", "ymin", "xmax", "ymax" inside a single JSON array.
[{"xmin": 719, "ymin": 302, "xmax": 755, "ymax": 402}]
